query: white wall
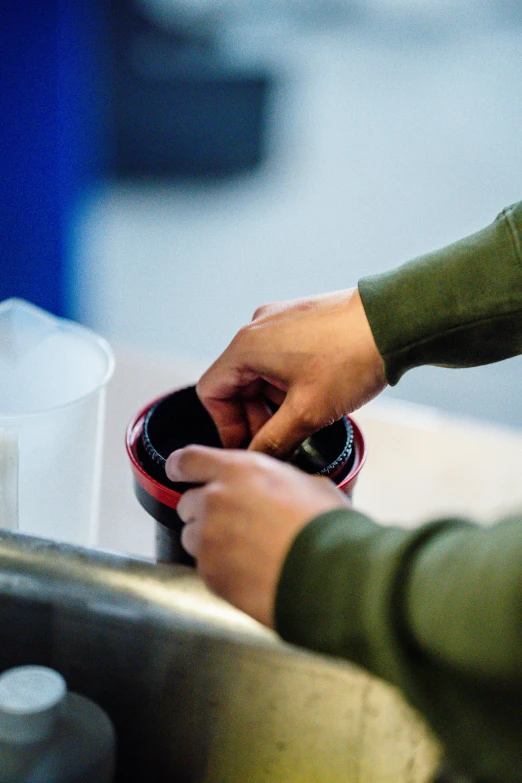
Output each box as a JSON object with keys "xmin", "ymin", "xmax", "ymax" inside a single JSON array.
[{"xmin": 72, "ymin": 6, "xmax": 522, "ymax": 426}]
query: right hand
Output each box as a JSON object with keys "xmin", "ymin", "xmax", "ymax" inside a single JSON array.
[
  {"xmin": 196, "ymin": 287, "xmax": 387, "ymax": 458},
  {"xmin": 166, "ymin": 445, "xmax": 350, "ymax": 627}
]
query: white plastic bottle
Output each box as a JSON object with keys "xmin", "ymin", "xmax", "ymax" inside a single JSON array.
[{"xmin": 0, "ymin": 665, "xmax": 116, "ymax": 782}]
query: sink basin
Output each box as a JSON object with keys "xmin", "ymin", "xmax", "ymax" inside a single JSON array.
[{"xmin": 0, "ymin": 531, "xmax": 441, "ymax": 782}]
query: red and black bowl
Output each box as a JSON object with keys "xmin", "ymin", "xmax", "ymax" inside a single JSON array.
[{"xmin": 126, "ymin": 385, "xmax": 367, "ymax": 565}]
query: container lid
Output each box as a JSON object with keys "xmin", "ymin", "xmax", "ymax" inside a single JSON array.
[{"xmin": 0, "ymin": 665, "xmax": 67, "ymax": 744}]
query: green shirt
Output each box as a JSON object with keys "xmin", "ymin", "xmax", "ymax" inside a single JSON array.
[{"xmin": 275, "ymin": 202, "xmax": 522, "ymax": 783}]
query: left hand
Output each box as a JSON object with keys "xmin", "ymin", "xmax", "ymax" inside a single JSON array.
[{"xmin": 166, "ymin": 446, "xmax": 349, "ymax": 627}]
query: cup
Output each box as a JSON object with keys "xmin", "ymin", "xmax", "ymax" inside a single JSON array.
[
  {"xmin": 0, "ymin": 299, "xmax": 114, "ymax": 545},
  {"xmin": 126, "ymin": 386, "xmax": 367, "ymax": 565}
]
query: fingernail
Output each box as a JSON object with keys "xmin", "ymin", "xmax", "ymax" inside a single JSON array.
[{"xmin": 165, "ymin": 450, "xmax": 182, "ymax": 481}]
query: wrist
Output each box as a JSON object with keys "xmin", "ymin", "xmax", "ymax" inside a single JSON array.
[{"xmin": 351, "ymin": 288, "xmax": 387, "ymax": 393}]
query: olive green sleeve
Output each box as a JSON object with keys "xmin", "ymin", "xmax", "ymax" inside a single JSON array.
[
  {"xmin": 275, "ymin": 509, "xmax": 522, "ymax": 781},
  {"xmin": 358, "ymin": 202, "xmax": 522, "ymax": 385},
  {"xmin": 275, "ymin": 203, "xmax": 522, "ymax": 779}
]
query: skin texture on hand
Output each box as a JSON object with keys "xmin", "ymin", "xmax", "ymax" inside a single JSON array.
[
  {"xmin": 196, "ymin": 288, "xmax": 386, "ymax": 459},
  {"xmin": 166, "ymin": 445, "xmax": 350, "ymax": 627}
]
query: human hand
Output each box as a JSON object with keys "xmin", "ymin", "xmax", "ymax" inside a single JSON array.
[
  {"xmin": 166, "ymin": 445, "xmax": 349, "ymax": 627},
  {"xmin": 196, "ymin": 288, "xmax": 386, "ymax": 459}
]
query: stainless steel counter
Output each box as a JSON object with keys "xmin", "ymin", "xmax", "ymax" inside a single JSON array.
[{"xmin": 0, "ymin": 530, "xmax": 440, "ymax": 782}]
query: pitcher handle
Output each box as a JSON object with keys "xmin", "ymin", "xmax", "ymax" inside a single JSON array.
[{"xmin": 0, "ymin": 428, "xmax": 18, "ymax": 530}]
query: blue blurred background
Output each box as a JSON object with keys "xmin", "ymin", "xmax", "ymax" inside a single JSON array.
[{"xmin": 2, "ymin": 0, "xmax": 522, "ymax": 425}]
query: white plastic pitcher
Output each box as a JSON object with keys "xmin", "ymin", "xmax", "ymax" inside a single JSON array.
[{"xmin": 0, "ymin": 299, "xmax": 114, "ymax": 546}]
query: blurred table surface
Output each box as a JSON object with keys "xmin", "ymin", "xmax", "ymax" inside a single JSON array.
[{"xmin": 99, "ymin": 348, "xmax": 522, "ymax": 558}]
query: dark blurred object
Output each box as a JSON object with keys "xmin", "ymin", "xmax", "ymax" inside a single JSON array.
[{"xmin": 108, "ymin": 0, "xmax": 273, "ymax": 179}]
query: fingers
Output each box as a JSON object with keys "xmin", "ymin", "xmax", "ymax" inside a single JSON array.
[
  {"xmin": 198, "ymin": 365, "xmax": 289, "ymax": 448},
  {"xmin": 248, "ymin": 397, "xmax": 321, "ymax": 459},
  {"xmin": 243, "ymin": 397, "xmax": 273, "ymax": 440},
  {"xmin": 201, "ymin": 397, "xmax": 250, "ymax": 449},
  {"xmin": 181, "ymin": 521, "xmax": 200, "ymax": 557},
  {"xmin": 169, "ymin": 447, "xmax": 232, "ymax": 558},
  {"xmin": 196, "ymin": 368, "xmax": 260, "ymax": 448},
  {"xmin": 178, "ymin": 486, "xmax": 205, "ymax": 557},
  {"xmin": 263, "ymin": 385, "xmax": 286, "ymax": 408},
  {"xmin": 166, "ymin": 444, "xmax": 234, "ymax": 484}
]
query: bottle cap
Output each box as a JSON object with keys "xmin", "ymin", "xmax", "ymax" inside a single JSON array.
[{"xmin": 0, "ymin": 665, "xmax": 67, "ymax": 744}]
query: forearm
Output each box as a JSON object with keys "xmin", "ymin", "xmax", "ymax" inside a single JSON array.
[
  {"xmin": 359, "ymin": 202, "xmax": 522, "ymax": 384},
  {"xmin": 275, "ymin": 509, "xmax": 522, "ymax": 781}
]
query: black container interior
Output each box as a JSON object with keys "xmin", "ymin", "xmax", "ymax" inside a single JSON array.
[
  {"xmin": 140, "ymin": 386, "xmax": 220, "ymax": 493},
  {"xmin": 138, "ymin": 386, "xmax": 354, "ymax": 492}
]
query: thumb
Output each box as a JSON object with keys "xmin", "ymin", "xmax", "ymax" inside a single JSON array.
[
  {"xmin": 247, "ymin": 399, "xmax": 315, "ymax": 460},
  {"xmin": 166, "ymin": 444, "xmax": 231, "ymax": 484}
]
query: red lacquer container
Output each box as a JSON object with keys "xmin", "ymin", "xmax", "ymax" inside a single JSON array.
[{"xmin": 126, "ymin": 386, "xmax": 367, "ymax": 565}]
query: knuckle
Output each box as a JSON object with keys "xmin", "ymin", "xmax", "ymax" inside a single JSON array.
[
  {"xmin": 289, "ymin": 399, "xmax": 322, "ymax": 431},
  {"xmin": 199, "ymin": 561, "xmax": 224, "ymax": 596},
  {"xmin": 252, "ymin": 302, "xmax": 273, "ymax": 320},
  {"xmin": 195, "ymin": 378, "xmax": 207, "ymax": 399},
  {"xmin": 202, "ymin": 484, "xmax": 223, "ymax": 513},
  {"xmin": 199, "ymin": 523, "xmax": 216, "ymax": 553},
  {"xmin": 243, "ymin": 450, "xmax": 271, "ymax": 471},
  {"xmin": 196, "ymin": 554, "xmax": 212, "ymax": 583},
  {"xmin": 231, "ymin": 323, "xmax": 253, "ymax": 348},
  {"xmin": 183, "ymin": 444, "xmax": 200, "ymax": 455},
  {"xmin": 176, "ymin": 490, "xmax": 191, "ymax": 520},
  {"xmin": 221, "ymin": 451, "xmax": 249, "ymax": 476},
  {"xmin": 259, "ymin": 434, "xmax": 286, "ymax": 458}
]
